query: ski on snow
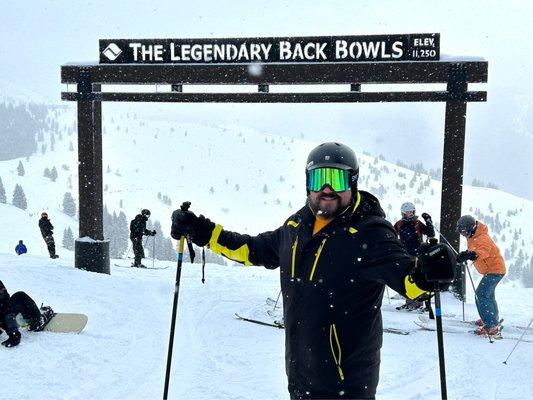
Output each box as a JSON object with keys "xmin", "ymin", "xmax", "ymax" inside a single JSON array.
[
  {"xmin": 234, "ymin": 313, "xmax": 284, "ymax": 329},
  {"xmin": 235, "ymin": 312, "xmax": 411, "ymax": 335},
  {"xmin": 113, "ymin": 263, "xmax": 170, "ymax": 270},
  {"xmin": 414, "ymin": 315, "xmax": 533, "ymax": 342}
]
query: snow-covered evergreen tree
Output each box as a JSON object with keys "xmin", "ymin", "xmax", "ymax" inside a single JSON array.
[
  {"xmin": 62, "ymin": 192, "xmax": 76, "ymax": 217},
  {"xmin": 62, "ymin": 227, "xmax": 75, "ymax": 250},
  {"xmin": 50, "ymin": 166, "xmax": 58, "ymax": 182},
  {"xmin": 17, "ymin": 160, "xmax": 25, "ymax": 176},
  {"xmin": 522, "ymin": 255, "xmax": 533, "ymax": 288},
  {"xmin": 0, "ymin": 176, "xmax": 6, "ymax": 203},
  {"xmin": 12, "ymin": 184, "xmax": 27, "ymax": 210}
]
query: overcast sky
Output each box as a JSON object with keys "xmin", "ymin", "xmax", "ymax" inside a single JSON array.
[{"xmin": 0, "ymin": 0, "xmax": 531, "ymax": 198}]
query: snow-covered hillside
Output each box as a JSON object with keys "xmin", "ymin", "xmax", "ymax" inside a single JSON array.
[
  {"xmin": 1, "ymin": 254, "xmax": 532, "ymax": 399},
  {"xmin": 0, "ymin": 104, "xmax": 532, "ymax": 399},
  {"xmin": 1, "ymin": 105, "xmax": 531, "ymax": 280}
]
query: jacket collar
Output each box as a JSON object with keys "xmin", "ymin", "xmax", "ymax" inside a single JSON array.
[{"xmin": 293, "ymin": 191, "xmax": 385, "ymax": 233}]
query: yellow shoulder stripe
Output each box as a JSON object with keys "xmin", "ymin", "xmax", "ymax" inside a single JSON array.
[
  {"xmin": 287, "ymin": 220, "xmax": 299, "ymax": 228},
  {"xmin": 208, "ymin": 224, "xmax": 253, "ymax": 266},
  {"xmin": 348, "ymin": 227, "xmax": 358, "ymax": 234}
]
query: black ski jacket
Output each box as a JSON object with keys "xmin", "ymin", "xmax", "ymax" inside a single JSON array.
[
  {"xmin": 393, "ymin": 217, "xmax": 435, "ymax": 256},
  {"xmin": 203, "ymin": 191, "xmax": 428, "ymax": 399},
  {"xmin": 130, "ymin": 214, "xmax": 151, "ymax": 240},
  {"xmin": 38, "ymin": 217, "xmax": 54, "ymax": 237}
]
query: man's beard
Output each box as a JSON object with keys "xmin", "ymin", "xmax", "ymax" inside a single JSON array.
[{"xmin": 308, "ymin": 192, "xmax": 349, "ymax": 219}]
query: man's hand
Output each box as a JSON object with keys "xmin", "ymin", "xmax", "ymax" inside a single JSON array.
[
  {"xmin": 151, "ymin": 230, "xmax": 157, "ymax": 236},
  {"xmin": 457, "ymin": 250, "xmax": 477, "ymax": 264},
  {"xmin": 421, "ymin": 213, "xmax": 432, "ymax": 224},
  {"xmin": 171, "ymin": 202, "xmax": 215, "ymax": 247}
]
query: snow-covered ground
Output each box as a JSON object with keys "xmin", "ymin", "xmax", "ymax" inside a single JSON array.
[
  {"xmin": 0, "ymin": 102, "xmax": 532, "ymax": 399},
  {"xmin": 1, "ymin": 253, "xmax": 532, "ymax": 400}
]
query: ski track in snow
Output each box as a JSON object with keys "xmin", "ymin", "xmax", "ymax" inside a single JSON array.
[{"xmin": 1, "ymin": 254, "xmax": 532, "ymax": 399}]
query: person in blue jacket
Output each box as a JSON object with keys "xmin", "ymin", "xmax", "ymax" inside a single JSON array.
[{"xmin": 15, "ymin": 240, "xmax": 27, "ymax": 255}]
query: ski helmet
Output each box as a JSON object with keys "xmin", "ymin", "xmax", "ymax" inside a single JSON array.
[
  {"xmin": 141, "ymin": 209, "xmax": 151, "ymax": 217},
  {"xmin": 41, "ymin": 211, "xmax": 48, "ymax": 218},
  {"xmin": 305, "ymin": 142, "xmax": 359, "ymax": 193},
  {"xmin": 400, "ymin": 202, "xmax": 416, "ymax": 218},
  {"xmin": 456, "ymin": 215, "xmax": 477, "ymax": 237}
]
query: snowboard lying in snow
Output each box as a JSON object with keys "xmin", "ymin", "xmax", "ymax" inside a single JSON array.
[
  {"xmin": 414, "ymin": 315, "xmax": 533, "ymax": 342},
  {"xmin": 16, "ymin": 313, "xmax": 88, "ymax": 334}
]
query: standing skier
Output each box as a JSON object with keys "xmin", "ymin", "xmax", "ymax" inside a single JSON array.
[
  {"xmin": 456, "ymin": 215, "xmax": 506, "ymax": 337},
  {"xmin": 171, "ymin": 142, "xmax": 455, "ymax": 400},
  {"xmin": 393, "ymin": 202, "xmax": 435, "ymax": 311},
  {"xmin": 38, "ymin": 212, "xmax": 58, "ymax": 259},
  {"xmin": 15, "ymin": 240, "xmax": 27, "ymax": 255},
  {"xmin": 129, "ymin": 209, "xmax": 156, "ymax": 268},
  {"xmin": 0, "ymin": 280, "xmax": 54, "ymax": 348}
]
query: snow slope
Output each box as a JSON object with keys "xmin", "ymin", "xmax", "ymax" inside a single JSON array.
[
  {"xmin": 1, "ymin": 106, "xmax": 531, "ymax": 272},
  {"xmin": 1, "ymin": 254, "xmax": 532, "ymax": 399}
]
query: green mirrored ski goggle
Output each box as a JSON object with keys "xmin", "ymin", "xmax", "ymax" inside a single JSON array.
[{"xmin": 306, "ymin": 167, "xmax": 351, "ymax": 192}]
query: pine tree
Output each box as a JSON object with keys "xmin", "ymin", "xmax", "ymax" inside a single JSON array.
[
  {"xmin": 17, "ymin": 161, "xmax": 25, "ymax": 176},
  {"xmin": 50, "ymin": 166, "xmax": 58, "ymax": 182},
  {"xmin": 12, "ymin": 184, "xmax": 27, "ymax": 210},
  {"xmin": 115, "ymin": 211, "xmax": 129, "ymax": 257},
  {"xmin": 522, "ymin": 255, "xmax": 533, "ymax": 288},
  {"xmin": 44, "ymin": 167, "xmax": 51, "ymax": 178},
  {"xmin": 62, "ymin": 227, "xmax": 75, "ymax": 250},
  {"xmin": 62, "ymin": 192, "xmax": 76, "ymax": 217},
  {"xmin": 0, "ymin": 177, "xmax": 6, "ymax": 203}
]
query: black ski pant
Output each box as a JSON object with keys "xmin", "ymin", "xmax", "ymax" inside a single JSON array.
[
  {"xmin": 10, "ymin": 292, "xmax": 41, "ymax": 321},
  {"xmin": 42, "ymin": 234, "xmax": 56, "ymax": 257},
  {"xmin": 0, "ymin": 292, "xmax": 40, "ymax": 334},
  {"xmin": 131, "ymin": 236, "xmax": 145, "ymax": 266}
]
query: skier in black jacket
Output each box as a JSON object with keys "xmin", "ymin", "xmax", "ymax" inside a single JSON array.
[
  {"xmin": 394, "ymin": 202, "xmax": 436, "ymax": 311},
  {"xmin": 171, "ymin": 142, "xmax": 455, "ymax": 400},
  {"xmin": 0, "ymin": 280, "xmax": 53, "ymax": 348},
  {"xmin": 129, "ymin": 209, "xmax": 156, "ymax": 268},
  {"xmin": 38, "ymin": 212, "xmax": 58, "ymax": 259}
]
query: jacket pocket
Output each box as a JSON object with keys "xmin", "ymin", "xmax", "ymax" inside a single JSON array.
[
  {"xmin": 329, "ymin": 323, "xmax": 345, "ymax": 381},
  {"xmin": 309, "ymin": 238, "xmax": 328, "ymax": 281}
]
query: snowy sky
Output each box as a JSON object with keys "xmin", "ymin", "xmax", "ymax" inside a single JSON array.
[{"xmin": 0, "ymin": 0, "xmax": 531, "ymax": 199}]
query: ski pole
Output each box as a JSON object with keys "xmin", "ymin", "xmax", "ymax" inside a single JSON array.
[
  {"xmin": 163, "ymin": 201, "xmax": 192, "ymax": 400},
  {"xmin": 163, "ymin": 234, "xmax": 185, "ymax": 400},
  {"xmin": 271, "ymin": 289, "xmax": 282, "ymax": 312},
  {"xmin": 434, "ymin": 283, "xmax": 448, "ymax": 400},
  {"xmin": 124, "ymin": 243, "xmax": 132, "ymax": 259},
  {"xmin": 503, "ymin": 316, "xmax": 533, "ymax": 364},
  {"xmin": 152, "ymin": 235, "xmax": 156, "ymax": 268}
]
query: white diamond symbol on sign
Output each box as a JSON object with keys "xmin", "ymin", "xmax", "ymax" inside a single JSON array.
[{"xmin": 102, "ymin": 43, "xmax": 122, "ymax": 61}]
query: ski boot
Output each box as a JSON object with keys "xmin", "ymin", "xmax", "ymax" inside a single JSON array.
[
  {"xmin": 29, "ymin": 306, "xmax": 55, "ymax": 332},
  {"xmin": 131, "ymin": 263, "xmax": 147, "ymax": 268},
  {"xmin": 474, "ymin": 324, "xmax": 502, "ymax": 340}
]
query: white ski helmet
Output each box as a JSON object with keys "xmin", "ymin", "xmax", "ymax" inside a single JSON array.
[{"xmin": 400, "ymin": 202, "xmax": 416, "ymax": 217}]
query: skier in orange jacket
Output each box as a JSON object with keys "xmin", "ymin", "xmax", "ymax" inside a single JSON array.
[{"xmin": 456, "ymin": 215, "xmax": 506, "ymax": 337}]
